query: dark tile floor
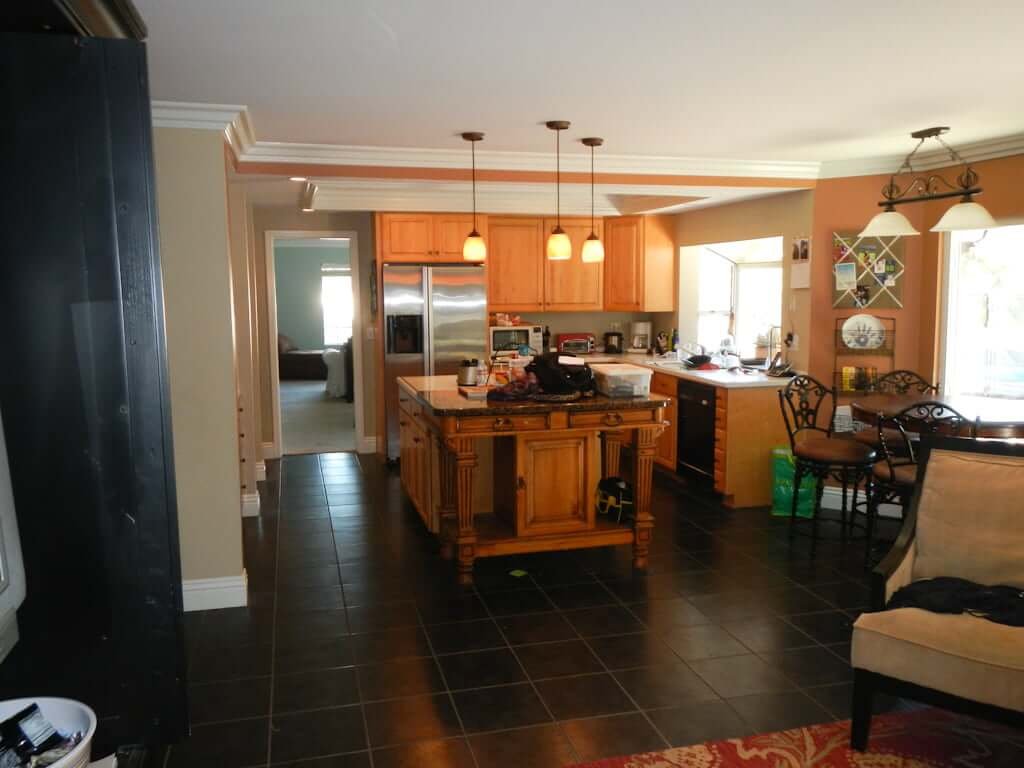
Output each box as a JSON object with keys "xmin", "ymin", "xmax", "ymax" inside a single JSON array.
[{"xmin": 168, "ymin": 452, "xmax": 908, "ymax": 768}]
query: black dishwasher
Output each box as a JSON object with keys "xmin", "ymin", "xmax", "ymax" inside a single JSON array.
[{"xmin": 676, "ymin": 379, "xmax": 717, "ymax": 478}]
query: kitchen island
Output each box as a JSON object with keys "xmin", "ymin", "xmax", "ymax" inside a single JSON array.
[{"xmin": 397, "ymin": 375, "xmax": 669, "ymax": 585}]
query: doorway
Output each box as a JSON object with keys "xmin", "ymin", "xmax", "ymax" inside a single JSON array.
[{"xmin": 266, "ymin": 231, "xmax": 365, "ymax": 456}]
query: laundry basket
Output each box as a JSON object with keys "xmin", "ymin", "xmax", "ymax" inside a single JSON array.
[{"xmin": 0, "ymin": 697, "xmax": 96, "ymax": 768}]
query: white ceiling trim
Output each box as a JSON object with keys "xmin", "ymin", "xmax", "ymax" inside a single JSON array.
[{"xmin": 150, "ymin": 102, "xmax": 1024, "ymax": 182}]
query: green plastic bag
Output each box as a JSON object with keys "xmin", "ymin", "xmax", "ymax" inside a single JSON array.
[{"xmin": 771, "ymin": 446, "xmax": 816, "ymax": 518}]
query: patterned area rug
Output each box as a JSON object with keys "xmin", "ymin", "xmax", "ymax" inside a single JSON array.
[{"xmin": 572, "ymin": 709, "xmax": 1024, "ymax": 767}]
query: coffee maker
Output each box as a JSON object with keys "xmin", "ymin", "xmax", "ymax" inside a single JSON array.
[
  {"xmin": 603, "ymin": 331, "xmax": 624, "ymax": 354},
  {"xmin": 630, "ymin": 321, "xmax": 652, "ymax": 351}
]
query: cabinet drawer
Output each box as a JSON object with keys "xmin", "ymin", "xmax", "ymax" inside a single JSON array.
[
  {"xmin": 455, "ymin": 413, "xmax": 549, "ymax": 434},
  {"xmin": 650, "ymin": 372, "xmax": 676, "ymax": 397},
  {"xmin": 569, "ymin": 408, "xmax": 658, "ymax": 429}
]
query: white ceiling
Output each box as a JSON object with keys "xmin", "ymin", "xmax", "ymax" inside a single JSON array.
[{"xmin": 139, "ymin": 0, "xmax": 1024, "ymax": 164}]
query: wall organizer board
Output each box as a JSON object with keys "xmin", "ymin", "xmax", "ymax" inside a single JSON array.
[{"xmin": 832, "ymin": 231, "xmax": 903, "ymax": 309}]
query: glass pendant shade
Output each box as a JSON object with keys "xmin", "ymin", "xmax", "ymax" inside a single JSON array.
[
  {"xmin": 547, "ymin": 228, "xmax": 572, "ymax": 261},
  {"xmin": 580, "ymin": 233, "xmax": 604, "ymax": 263},
  {"xmin": 463, "ymin": 230, "xmax": 486, "ymax": 262},
  {"xmin": 930, "ymin": 200, "xmax": 997, "ymax": 232},
  {"xmin": 858, "ymin": 209, "xmax": 920, "ymax": 238}
]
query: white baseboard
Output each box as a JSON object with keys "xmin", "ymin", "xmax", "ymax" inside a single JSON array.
[
  {"xmin": 255, "ymin": 460, "xmax": 266, "ymax": 481},
  {"xmin": 261, "ymin": 441, "xmax": 279, "ymax": 460},
  {"xmin": 820, "ymin": 486, "xmax": 902, "ymax": 519},
  {"xmin": 358, "ymin": 436, "xmax": 377, "ymax": 454},
  {"xmin": 182, "ymin": 572, "xmax": 248, "ymax": 612},
  {"xmin": 241, "ymin": 492, "xmax": 261, "ymax": 518}
]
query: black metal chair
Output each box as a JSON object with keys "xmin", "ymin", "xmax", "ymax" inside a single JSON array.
[
  {"xmin": 866, "ymin": 401, "xmax": 977, "ymax": 557},
  {"xmin": 779, "ymin": 375, "xmax": 876, "ymax": 553},
  {"xmin": 853, "ymin": 370, "xmax": 938, "ymax": 451}
]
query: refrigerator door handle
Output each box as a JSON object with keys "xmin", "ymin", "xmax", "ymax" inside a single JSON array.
[{"xmin": 423, "ymin": 267, "xmax": 433, "ymax": 375}]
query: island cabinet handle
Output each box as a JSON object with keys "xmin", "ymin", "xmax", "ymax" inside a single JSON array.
[
  {"xmin": 493, "ymin": 417, "xmax": 514, "ymax": 430},
  {"xmin": 412, "ymin": 436, "xmax": 421, "ymax": 444},
  {"xmin": 602, "ymin": 413, "xmax": 624, "ymax": 427},
  {"xmin": 517, "ymin": 476, "xmax": 526, "ymax": 491},
  {"xmin": 399, "ymin": 420, "xmax": 407, "ymax": 426}
]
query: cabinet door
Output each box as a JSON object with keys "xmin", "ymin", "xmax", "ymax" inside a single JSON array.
[
  {"xmin": 399, "ymin": 412, "xmax": 414, "ymax": 498},
  {"xmin": 542, "ymin": 218, "xmax": 603, "ymax": 311},
  {"xmin": 412, "ymin": 423, "xmax": 431, "ymax": 525},
  {"xmin": 654, "ymin": 396, "xmax": 678, "ymax": 470},
  {"xmin": 380, "ymin": 213, "xmax": 435, "ymax": 261},
  {"xmin": 603, "ymin": 216, "xmax": 644, "ymax": 311},
  {"xmin": 434, "ymin": 213, "xmax": 486, "ymax": 261},
  {"xmin": 487, "ymin": 217, "xmax": 545, "ymax": 311},
  {"xmin": 516, "ymin": 433, "xmax": 598, "ymax": 535}
]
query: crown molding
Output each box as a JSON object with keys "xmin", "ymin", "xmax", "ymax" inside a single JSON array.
[
  {"xmin": 151, "ymin": 101, "xmax": 1024, "ymax": 182},
  {"xmin": 818, "ymin": 132, "xmax": 1024, "ymax": 178}
]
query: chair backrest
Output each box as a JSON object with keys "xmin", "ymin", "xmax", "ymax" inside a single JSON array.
[
  {"xmin": 778, "ymin": 375, "xmax": 835, "ymax": 450},
  {"xmin": 911, "ymin": 437, "xmax": 1024, "ymax": 588},
  {"xmin": 875, "ymin": 369, "xmax": 938, "ymax": 395},
  {"xmin": 877, "ymin": 401, "xmax": 976, "ymax": 470}
]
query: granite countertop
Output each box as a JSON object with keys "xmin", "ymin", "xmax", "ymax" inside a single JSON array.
[
  {"xmin": 582, "ymin": 352, "xmax": 790, "ymax": 389},
  {"xmin": 399, "ymin": 375, "xmax": 669, "ymax": 417}
]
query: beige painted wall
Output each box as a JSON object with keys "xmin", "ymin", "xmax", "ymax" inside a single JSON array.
[
  {"xmin": 154, "ymin": 127, "xmax": 244, "ymax": 582},
  {"xmin": 672, "ymin": 191, "xmax": 815, "ymax": 371},
  {"xmin": 251, "ymin": 207, "xmax": 377, "ymax": 449}
]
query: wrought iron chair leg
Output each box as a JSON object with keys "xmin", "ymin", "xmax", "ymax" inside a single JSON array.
[
  {"xmin": 790, "ymin": 461, "xmax": 804, "ymax": 539},
  {"xmin": 811, "ymin": 472, "xmax": 825, "ymax": 556},
  {"xmin": 840, "ymin": 472, "xmax": 849, "ymax": 542}
]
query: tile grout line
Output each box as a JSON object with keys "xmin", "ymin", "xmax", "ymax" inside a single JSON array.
[{"xmin": 263, "ymin": 457, "xmax": 290, "ymax": 768}]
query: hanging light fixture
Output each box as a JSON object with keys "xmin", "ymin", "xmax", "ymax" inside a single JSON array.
[
  {"xmin": 545, "ymin": 120, "xmax": 572, "ymax": 261},
  {"xmin": 579, "ymin": 137, "xmax": 605, "ymax": 263},
  {"xmin": 461, "ymin": 132, "xmax": 486, "ymax": 262},
  {"xmin": 858, "ymin": 127, "xmax": 997, "ymax": 238}
]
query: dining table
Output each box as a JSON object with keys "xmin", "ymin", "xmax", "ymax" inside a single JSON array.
[{"xmin": 850, "ymin": 392, "xmax": 1024, "ymax": 438}]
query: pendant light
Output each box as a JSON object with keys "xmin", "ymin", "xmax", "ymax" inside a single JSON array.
[
  {"xmin": 461, "ymin": 132, "xmax": 486, "ymax": 262},
  {"xmin": 580, "ymin": 137, "xmax": 605, "ymax": 263},
  {"xmin": 545, "ymin": 120, "xmax": 572, "ymax": 261}
]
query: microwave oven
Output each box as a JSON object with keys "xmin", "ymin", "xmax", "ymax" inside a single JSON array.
[{"xmin": 489, "ymin": 325, "xmax": 543, "ymax": 354}]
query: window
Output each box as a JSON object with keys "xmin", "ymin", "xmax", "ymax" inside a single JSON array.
[
  {"xmin": 697, "ymin": 249, "xmax": 734, "ymax": 351},
  {"xmin": 321, "ymin": 264, "xmax": 353, "ymax": 346},
  {"xmin": 735, "ymin": 263, "xmax": 782, "ymax": 359},
  {"xmin": 943, "ymin": 225, "xmax": 1024, "ymax": 398}
]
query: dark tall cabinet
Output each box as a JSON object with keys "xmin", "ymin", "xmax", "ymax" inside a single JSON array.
[{"xmin": 0, "ymin": 32, "xmax": 188, "ymax": 750}]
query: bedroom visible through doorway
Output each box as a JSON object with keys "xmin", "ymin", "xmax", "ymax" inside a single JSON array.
[{"xmin": 273, "ymin": 236, "xmax": 356, "ymax": 455}]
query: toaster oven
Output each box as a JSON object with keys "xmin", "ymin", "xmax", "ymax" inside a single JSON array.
[{"xmin": 556, "ymin": 333, "xmax": 596, "ymax": 355}]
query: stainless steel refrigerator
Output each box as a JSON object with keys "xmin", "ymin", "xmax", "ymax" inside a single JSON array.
[{"xmin": 383, "ymin": 265, "xmax": 487, "ymax": 460}]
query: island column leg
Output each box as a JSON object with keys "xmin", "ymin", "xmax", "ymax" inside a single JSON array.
[
  {"xmin": 438, "ymin": 435, "xmax": 455, "ymax": 560},
  {"xmin": 446, "ymin": 436, "xmax": 478, "ymax": 585},
  {"xmin": 631, "ymin": 424, "xmax": 662, "ymax": 569},
  {"xmin": 603, "ymin": 430, "xmax": 625, "ymax": 477}
]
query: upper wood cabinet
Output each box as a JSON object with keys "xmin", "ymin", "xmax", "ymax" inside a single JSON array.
[
  {"xmin": 603, "ymin": 215, "xmax": 675, "ymax": 312},
  {"xmin": 542, "ymin": 218, "xmax": 604, "ymax": 311},
  {"xmin": 378, "ymin": 212, "xmax": 487, "ymax": 262},
  {"xmin": 487, "ymin": 217, "xmax": 545, "ymax": 311}
]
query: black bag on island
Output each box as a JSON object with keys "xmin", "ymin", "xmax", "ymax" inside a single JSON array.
[{"xmin": 526, "ymin": 354, "xmax": 595, "ymax": 397}]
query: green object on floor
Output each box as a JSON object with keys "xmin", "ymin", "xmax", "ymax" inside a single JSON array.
[
  {"xmin": 771, "ymin": 446, "xmax": 816, "ymax": 518},
  {"xmin": 508, "ymin": 569, "xmax": 529, "ymax": 578}
]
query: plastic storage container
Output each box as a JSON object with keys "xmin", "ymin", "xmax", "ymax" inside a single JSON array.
[
  {"xmin": 0, "ymin": 697, "xmax": 96, "ymax": 768},
  {"xmin": 590, "ymin": 364, "xmax": 653, "ymax": 398}
]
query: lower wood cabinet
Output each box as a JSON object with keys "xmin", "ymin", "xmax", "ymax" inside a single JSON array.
[
  {"xmin": 398, "ymin": 406, "xmax": 431, "ymax": 529},
  {"xmin": 651, "ymin": 373, "xmax": 678, "ymax": 470}
]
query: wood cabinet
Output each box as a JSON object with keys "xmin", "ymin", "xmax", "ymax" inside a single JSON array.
[
  {"xmin": 542, "ymin": 218, "xmax": 604, "ymax": 311},
  {"xmin": 378, "ymin": 212, "xmax": 487, "ymax": 262},
  {"xmin": 487, "ymin": 216, "xmax": 545, "ymax": 311},
  {"xmin": 603, "ymin": 215, "xmax": 675, "ymax": 312},
  {"xmin": 651, "ymin": 373, "xmax": 678, "ymax": 470},
  {"xmin": 398, "ymin": 402, "xmax": 431, "ymax": 528},
  {"xmin": 711, "ymin": 387, "xmax": 790, "ymax": 508}
]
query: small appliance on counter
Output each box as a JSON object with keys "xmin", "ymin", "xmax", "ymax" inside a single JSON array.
[
  {"xmin": 629, "ymin": 321, "xmax": 652, "ymax": 352},
  {"xmin": 556, "ymin": 333, "xmax": 596, "ymax": 355},
  {"xmin": 489, "ymin": 324, "xmax": 543, "ymax": 354},
  {"xmin": 456, "ymin": 359, "xmax": 480, "ymax": 386},
  {"xmin": 603, "ymin": 331, "xmax": 624, "ymax": 354}
]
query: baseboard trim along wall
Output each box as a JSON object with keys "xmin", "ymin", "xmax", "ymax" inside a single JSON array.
[
  {"xmin": 182, "ymin": 572, "xmax": 248, "ymax": 612},
  {"xmin": 261, "ymin": 441, "xmax": 278, "ymax": 460},
  {"xmin": 242, "ymin": 492, "xmax": 261, "ymax": 518},
  {"xmin": 255, "ymin": 460, "xmax": 266, "ymax": 481},
  {"xmin": 820, "ymin": 486, "xmax": 901, "ymax": 519},
  {"xmin": 358, "ymin": 436, "xmax": 377, "ymax": 454}
]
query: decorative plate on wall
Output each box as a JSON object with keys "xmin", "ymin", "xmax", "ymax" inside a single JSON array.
[{"xmin": 841, "ymin": 314, "xmax": 886, "ymax": 350}]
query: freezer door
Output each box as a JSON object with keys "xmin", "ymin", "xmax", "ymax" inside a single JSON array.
[
  {"xmin": 383, "ymin": 266, "xmax": 427, "ymax": 460},
  {"xmin": 426, "ymin": 266, "xmax": 487, "ymax": 376}
]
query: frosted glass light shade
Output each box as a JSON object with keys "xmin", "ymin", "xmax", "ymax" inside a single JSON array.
[
  {"xmin": 858, "ymin": 209, "xmax": 920, "ymax": 238},
  {"xmin": 580, "ymin": 233, "xmax": 604, "ymax": 263},
  {"xmin": 930, "ymin": 201, "xmax": 997, "ymax": 232},
  {"xmin": 463, "ymin": 231, "xmax": 486, "ymax": 262},
  {"xmin": 547, "ymin": 228, "xmax": 572, "ymax": 260}
]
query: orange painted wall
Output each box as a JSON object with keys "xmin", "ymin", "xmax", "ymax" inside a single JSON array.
[{"xmin": 808, "ymin": 152, "xmax": 1024, "ymax": 388}]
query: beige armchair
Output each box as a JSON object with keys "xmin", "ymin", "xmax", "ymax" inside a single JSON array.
[{"xmin": 850, "ymin": 436, "xmax": 1024, "ymax": 750}]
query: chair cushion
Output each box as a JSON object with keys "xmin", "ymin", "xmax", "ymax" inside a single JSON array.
[
  {"xmin": 794, "ymin": 436, "xmax": 875, "ymax": 465},
  {"xmin": 914, "ymin": 449, "xmax": 1024, "ymax": 589},
  {"xmin": 873, "ymin": 462, "xmax": 916, "ymax": 486},
  {"xmin": 852, "ymin": 607, "xmax": 1024, "ymax": 712}
]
